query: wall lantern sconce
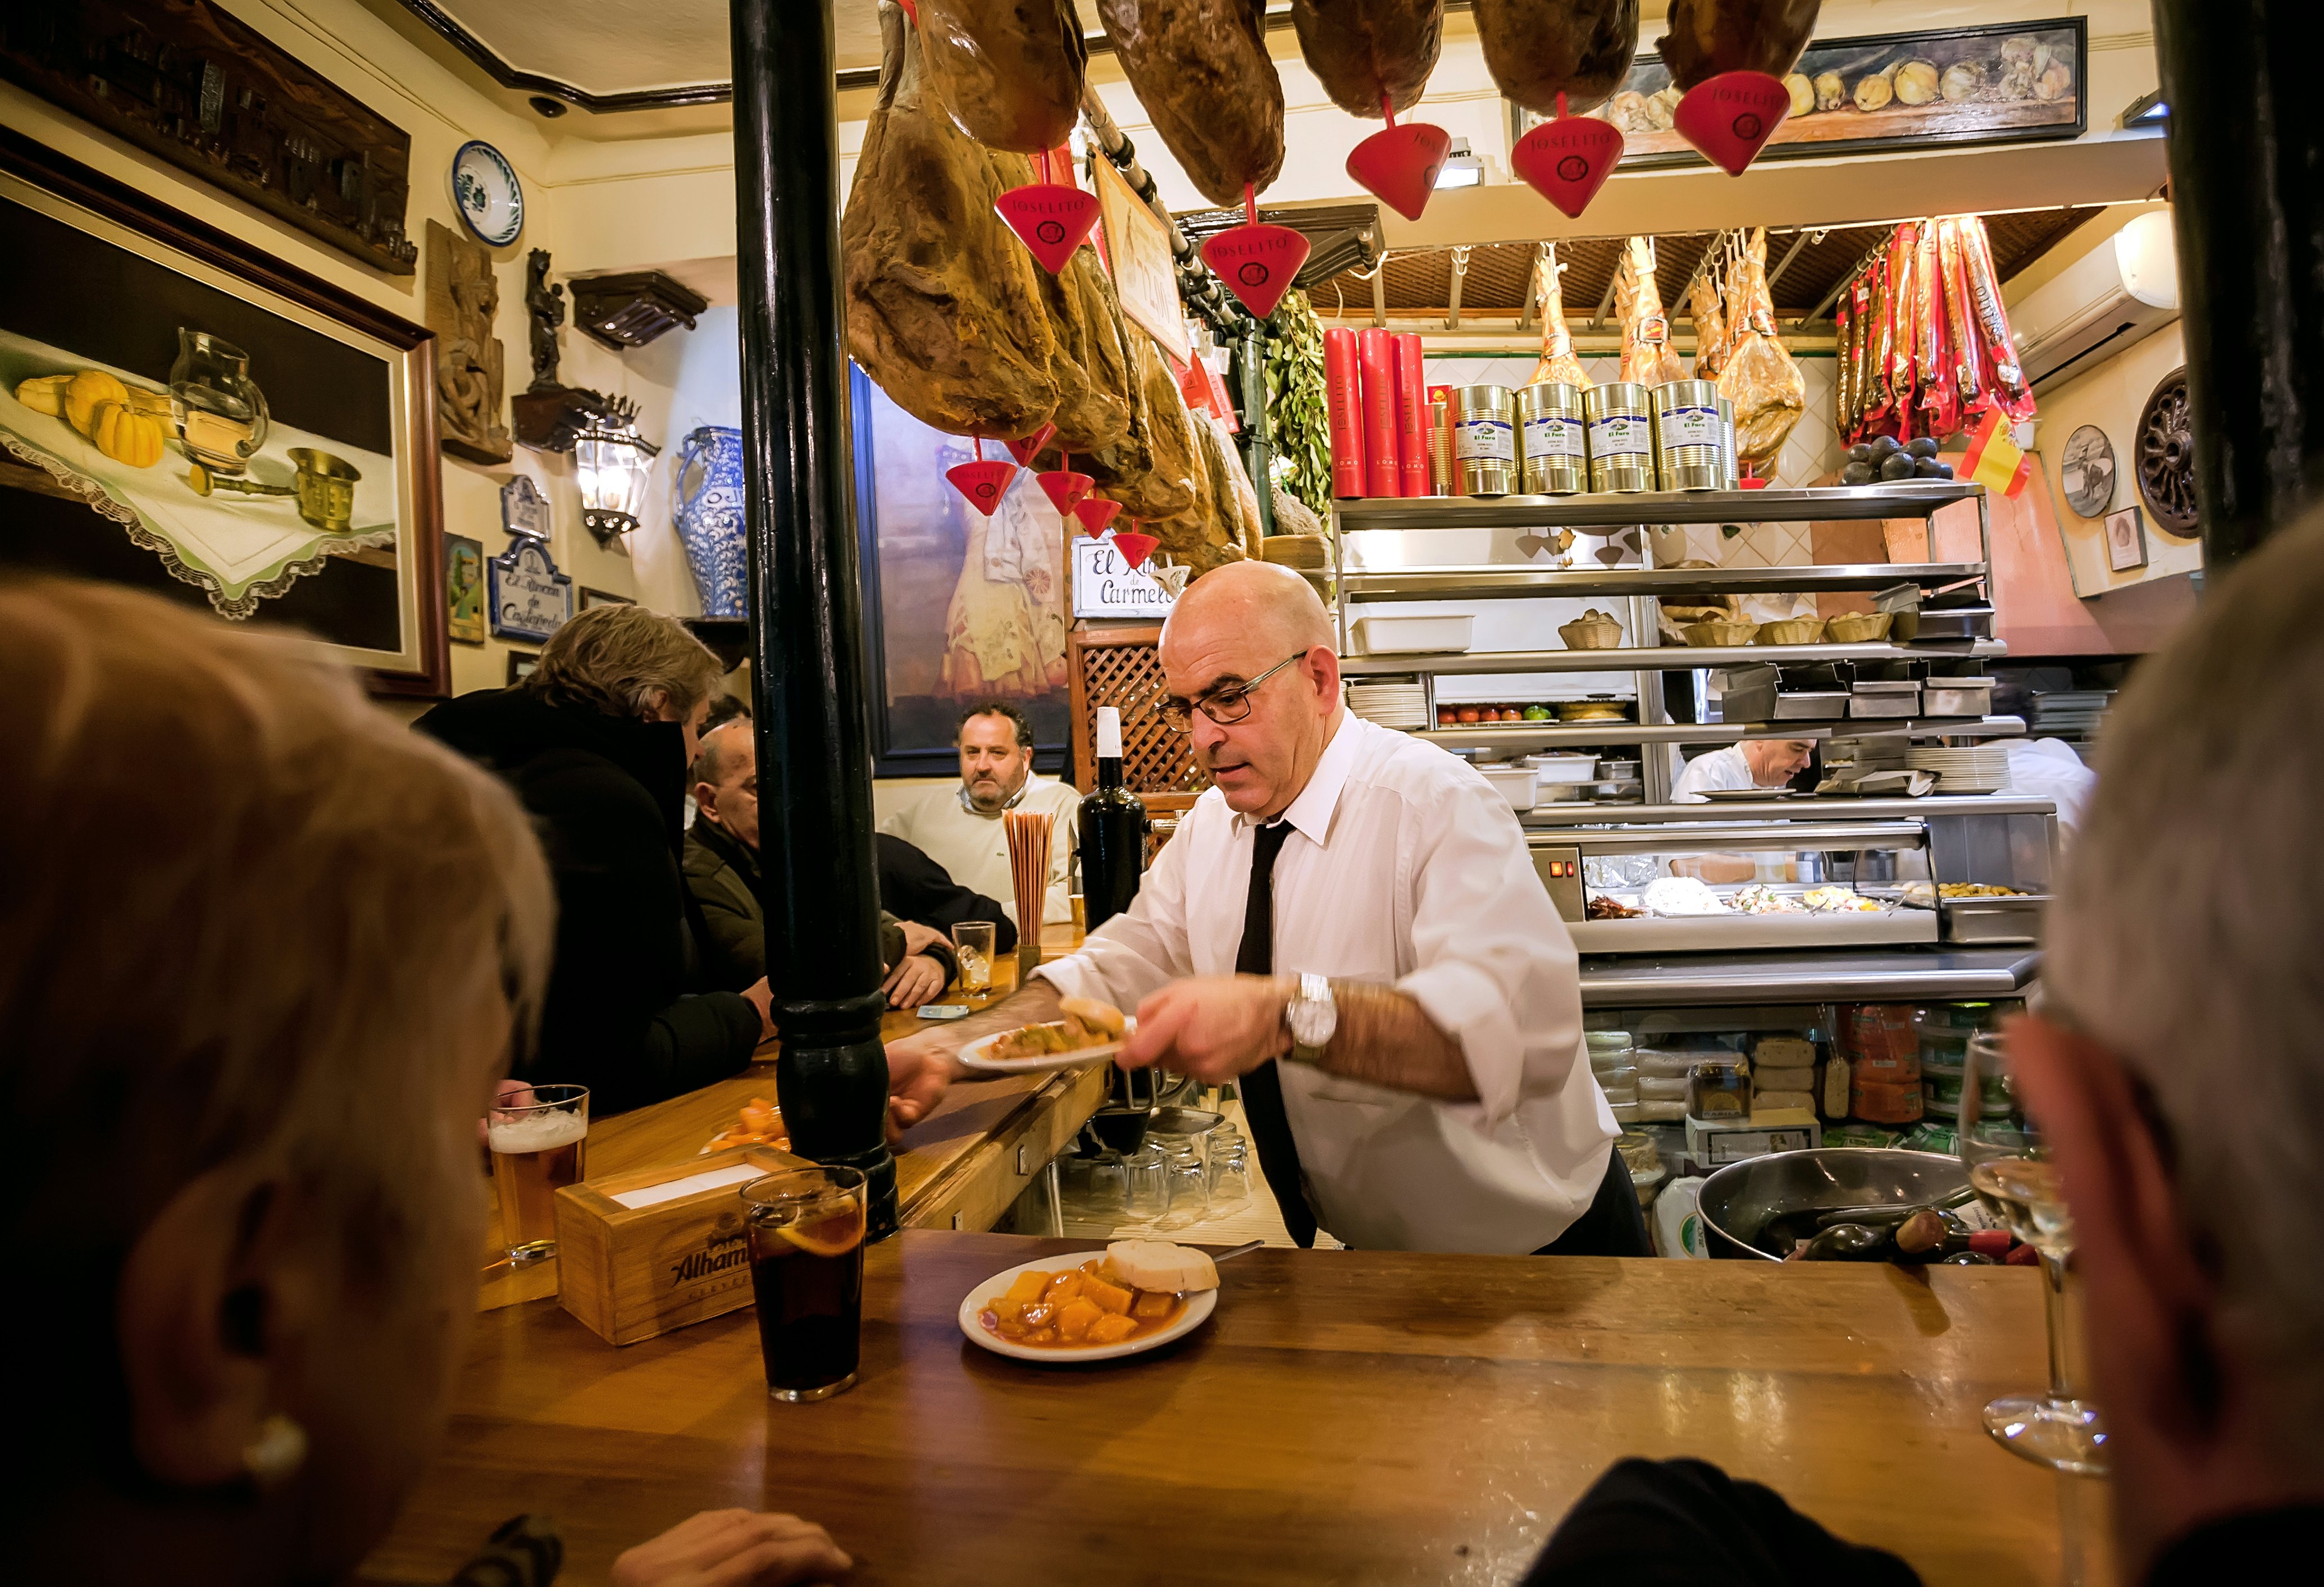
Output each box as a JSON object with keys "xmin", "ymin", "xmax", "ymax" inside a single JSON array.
[{"xmin": 576, "ymin": 397, "xmax": 660, "ymax": 546}]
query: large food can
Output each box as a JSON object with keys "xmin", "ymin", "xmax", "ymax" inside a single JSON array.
[
  {"xmin": 1717, "ymin": 396, "xmax": 1739, "ymax": 488},
  {"xmin": 1451, "ymin": 385, "xmax": 1519, "ymax": 496},
  {"xmin": 1584, "ymin": 382, "xmax": 1655, "ymax": 493},
  {"xmin": 1428, "ymin": 385, "xmax": 1457, "ymax": 495},
  {"xmin": 1653, "ymin": 380, "xmax": 1725, "ymax": 491},
  {"xmin": 1516, "ymin": 381, "xmax": 1588, "ymax": 495}
]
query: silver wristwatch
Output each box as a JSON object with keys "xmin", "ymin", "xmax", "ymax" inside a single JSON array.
[{"xmin": 1285, "ymin": 972, "xmax": 1337, "ymax": 1065}]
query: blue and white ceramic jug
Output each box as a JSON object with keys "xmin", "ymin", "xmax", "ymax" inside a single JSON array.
[{"xmin": 673, "ymin": 426, "xmax": 748, "ymax": 618}]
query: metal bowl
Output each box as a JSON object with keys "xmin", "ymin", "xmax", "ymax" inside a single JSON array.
[{"xmin": 1697, "ymin": 1148, "xmax": 1969, "ymax": 1261}]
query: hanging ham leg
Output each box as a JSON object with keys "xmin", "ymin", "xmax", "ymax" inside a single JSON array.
[
  {"xmin": 1473, "ymin": 0, "xmax": 1639, "ymax": 116},
  {"xmin": 1616, "ymin": 236, "xmax": 1688, "ymax": 387},
  {"xmin": 1715, "ymin": 227, "xmax": 1806, "ymax": 467},
  {"xmin": 1289, "ymin": 0, "xmax": 1443, "ymax": 119},
  {"xmin": 917, "ymin": 0, "xmax": 1087, "ymax": 152},
  {"xmin": 1656, "ymin": 0, "xmax": 1822, "ymax": 89},
  {"xmin": 1096, "ymin": 0, "xmax": 1284, "ymax": 208},
  {"xmin": 1528, "ymin": 244, "xmax": 1592, "ymax": 388},
  {"xmin": 1689, "ymin": 270, "xmax": 1727, "ymax": 381}
]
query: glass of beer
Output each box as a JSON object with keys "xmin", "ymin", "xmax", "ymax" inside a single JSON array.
[
  {"xmin": 742, "ymin": 1166, "xmax": 868, "ymax": 1402},
  {"xmin": 951, "ymin": 920, "xmax": 996, "ymax": 1000},
  {"xmin": 486, "ymin": 1084, "xmax": 589, "ymax": 1266}
]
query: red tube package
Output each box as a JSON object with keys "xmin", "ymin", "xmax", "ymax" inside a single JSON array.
[
  {"xmin": 1916, "ymin": 224, "xmax": 1960, "ymax": 438},
  {"xmin": 1392, "ymin": 332, "xmax": 1429, "ymax": 498},
  {"xmin": 1937, "ymin": 218, "xmax": 1983, "ymax": 414},
  {"xmin": 1324, "ymin": 327, "xmax": 1366, "ymax": 497},
  {"xmin": 1847, "ymin": 272, "xmax": 1874, "ymax": 443},
  {"xmin": 1958, "ymin": 217, "xmax": 2037, "ymax": 422},
  {"xmin": 1834, "ymin": 291, "xmax": 1856, "ymax": 447},
  {"xmin": 1356, "ymin": 327, "xmax": 1398, "ymax": 499},
  {"xmin": 1886, "ymin": 224, "xmax": 1920, "ymax": 436},
  {"xmin": 1863, "ymin": 255, "xmax": 1895, "ymax": 439}
]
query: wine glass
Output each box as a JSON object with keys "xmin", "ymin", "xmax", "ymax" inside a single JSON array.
[{"xmin": 1959, "ymin": 1030, "xmax": 2109, "ymax": 1474}]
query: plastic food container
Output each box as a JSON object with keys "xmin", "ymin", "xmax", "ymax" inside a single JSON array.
[
  {"xmin": 1524, "ymin": 753, "xmax": 1599, "ymax": 783},
  {"xmin": 1352, "ymin": 614, "xmax": 1473, "ymax": 654},
  {"xmin": 1478, "ymin": 765, "xmax": 1538, "ymax": 811},
  {"xmin": 1688, "ymin": 1057, "xmax": 1754, "ymax": 1118}
]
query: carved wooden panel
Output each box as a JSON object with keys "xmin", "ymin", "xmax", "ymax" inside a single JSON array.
[
  {"xmin": 0, "ymin": 0, "xmax": 417, "ymax": 274},
  {"xmin": 424, "ymin": 220, "xmax": 511, "ymax": 464}
]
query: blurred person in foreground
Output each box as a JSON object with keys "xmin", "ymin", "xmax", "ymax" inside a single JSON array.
[
  {"xmin": 0, "ymin": 580, "xmax": 847, "ymax": 1585},
  {"xmin": 419, "ymin": 604, "xmax": 772, "ymax": 1114},
  {"xmin": 686, "ymin": 718, "xmax": 954, "ymax": 1009},
  {"xmin": 1520, "ymin": 517, "xmax": 2324, "ymax": 1583}
]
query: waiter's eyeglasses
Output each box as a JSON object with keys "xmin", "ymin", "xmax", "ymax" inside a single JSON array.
[{"xmin": 1158, "ymin": 651, "xmax": 1307, "ymax": 732}]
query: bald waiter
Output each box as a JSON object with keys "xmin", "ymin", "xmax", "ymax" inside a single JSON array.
[{"xmin": 886, "ymin": 563, "xmax": 1639, "ymax": 1256}]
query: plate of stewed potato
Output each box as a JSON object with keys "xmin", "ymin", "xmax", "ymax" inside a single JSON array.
[
  {"xmin": 956, "ymin": 996, "xmax": 1134, "ymax": 1075},
  {"xmin": 959, "ymin": 1240, "xmax": 1220, "ymax": 1362}
]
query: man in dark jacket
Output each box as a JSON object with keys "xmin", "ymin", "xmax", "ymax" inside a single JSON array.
[
  {"xmin": 875, "ymin": 834, "xmax": 1018, "ymax": 956},
  {"xmin": 416, "ymin": 607, "xmax": 768, "ymax": 1115},
  {"xmin": 686, "ymin": 720, "xmax": 952, "ymax": 1007}
]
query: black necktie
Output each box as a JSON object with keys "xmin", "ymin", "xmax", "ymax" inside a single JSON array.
[{"xmin": 1235, "ymin": 820, "xmax": 1317, "ymax": 1248}]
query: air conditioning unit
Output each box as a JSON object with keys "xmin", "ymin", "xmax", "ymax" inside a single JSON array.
[{"xmin": 2011, "ymin": 211, "xmax": 2180, "ymax": 394}]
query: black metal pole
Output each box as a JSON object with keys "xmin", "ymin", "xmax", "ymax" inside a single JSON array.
[
  {"xmin": 730, "ymin": 0, "xmax": 896, "ymax": 1236},
  {"xmin": 2152, "ymin": 0, "xmax": 2324, "ymax": 568}
]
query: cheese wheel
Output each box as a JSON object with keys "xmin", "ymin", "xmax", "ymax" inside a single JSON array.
[{"xmin": 1105, "ymin": 1239, "xmax": 1219, "ymax": 1293}]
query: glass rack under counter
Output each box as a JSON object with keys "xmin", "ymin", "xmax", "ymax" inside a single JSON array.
[{"xmin": 1527, "ymin": 796, "xmax": 2057, "ymax": 957}]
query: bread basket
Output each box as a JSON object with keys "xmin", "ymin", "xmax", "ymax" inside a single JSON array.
[
  {"xmin": 1558, "ymin": 610, "xmax": 1625, "ymax": 650},
  {"xmin": 1756, "ymin": 617, "xmax": 1827, "ymax": 646},
  {"xmin": 1682, "ymin": 619, "xmax": 1762, "ymax": 647},
  {"xmin": 1824, "ymin": 610, "xmax": 1896, "ymax": 644}
]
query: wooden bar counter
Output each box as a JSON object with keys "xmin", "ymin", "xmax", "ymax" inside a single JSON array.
[{"xmin": 375, "ymin": 1233, "xmax": 2094, "ymax": 1586}]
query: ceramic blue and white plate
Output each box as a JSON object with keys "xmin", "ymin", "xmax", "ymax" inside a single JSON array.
[{"xmin": 452, "ymin": 140, "xmax": 523, "ymax": 247}]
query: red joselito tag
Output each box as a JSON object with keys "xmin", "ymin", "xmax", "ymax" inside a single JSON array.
[
  {"xmin": 995, "ymin": 182, "xmax": 1101, "ymax": 275},
  {"xmin": 1510, "ymin": 115, "xmax": 1624, "ymax": 219},
  {"xmin": 1037, "ymin": 469, "xmax": 1093, "ymax": 514},
  {"xmin": 1201, "ymin": 189, "xmax": 1310, "ymax": 321},
  {"xmin": 1001, "ymin": 422, "xmax": 1056, "ymax": 467},
  {"xmin": 1346, "ymin": 120, "xmax": 1451, "ymax": 222},
  {"xmin": 946, "ymin": 459, "xmax": 1017, "ymax": 516},
  {"xmin": 1072, "ymin": 496, "xmax": 1122, "ymax": 535},
  {"xmin": 1110, "ymin": 528, "xmax": 1159, "ymax": 571},
  {"xmin": 1673, "ymin": 71, "xmax": 1793, "ymax": 176}
]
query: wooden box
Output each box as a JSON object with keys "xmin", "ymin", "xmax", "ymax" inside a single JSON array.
[{"xmin": 553, "ymin": 1144, "xmax": 799, "ymax": 1346}]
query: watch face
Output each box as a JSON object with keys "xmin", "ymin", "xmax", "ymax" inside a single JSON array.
[{"xmin": 1287, "ymin": 994, "xmax": 1336, "ymax": 1048}]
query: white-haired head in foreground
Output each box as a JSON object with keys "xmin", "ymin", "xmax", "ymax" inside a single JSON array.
[{"xmin": 2023, "ymin": 508, "xmax": 2324, "ymax": 1572}]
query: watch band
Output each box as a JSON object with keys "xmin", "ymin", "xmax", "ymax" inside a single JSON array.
[{"xmin": 1286, "ymin": 972, "xmax": 1336, "ymax": 1065}]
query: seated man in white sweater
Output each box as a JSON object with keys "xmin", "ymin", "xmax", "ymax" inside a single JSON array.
[{"xmin": 879, "ymin": 701, "xmax": 1079, "ymax": 929}]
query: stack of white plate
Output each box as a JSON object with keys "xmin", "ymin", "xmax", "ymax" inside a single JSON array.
[
  {"xmin": 1347, "ymin": 681, "xmax": 1428, "ymax": 730},
  {"xmin": 1908, "ymin": 745, "xmax": 2010, "ymax": 794}
]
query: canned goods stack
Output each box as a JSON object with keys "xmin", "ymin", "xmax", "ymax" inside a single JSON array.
[
  {"xmin": 1516, "ymin": 382, "xmax": 1587, "ymax": 496},
  {"xmin": 1451, "ymin": 385, "xmax": 1518, "ymax": 496},
  {"xmin": 1584, "ymin": 382, "xmax": 1655, "ymax": 493},
  {"xmin": 1652, "ymin": 380, "xmax": 1725, "ymax": 491}
]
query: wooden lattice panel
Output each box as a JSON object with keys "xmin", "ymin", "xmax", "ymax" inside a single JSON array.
[{"xmin": 1069, "ymin": 624, "xmax": 1209, "ymax": 796}]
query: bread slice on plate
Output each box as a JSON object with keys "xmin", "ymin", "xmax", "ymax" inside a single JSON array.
[{"xmin": 1106, "ymin": 1239, "xmax": 1219, "ymax": 1293}]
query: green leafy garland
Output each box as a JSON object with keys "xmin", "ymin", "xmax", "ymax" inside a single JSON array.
[{"xmin": 1264, "ymin": 290, "xmax": 1331, "ymax": 518}]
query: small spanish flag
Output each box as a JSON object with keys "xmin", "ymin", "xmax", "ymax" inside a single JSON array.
[{"xmin": 1960, "ymin": 407, "xmax": 2035, "ymax": 498}]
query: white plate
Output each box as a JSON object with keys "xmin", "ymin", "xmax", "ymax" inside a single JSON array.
[
  {"xmin": 451, "ymin": 140, "xmax": 525, "ymax": 246},
  {"xmin": 958, "ymin": 1255, "xmax": 1218, "ymax": 1363},
  {"xmin": 956, "ymin": 1018, "xmax": 1136, "ymax": 1074}
]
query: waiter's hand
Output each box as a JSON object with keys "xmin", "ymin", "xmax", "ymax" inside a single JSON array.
[
  {"xmin": 881, "ymin": 1035, "xmax": 959, "ymax": 1143},
  {"xmin": 1120, "ymin": 975, "xmax": 1290, "ymax": 1083}
]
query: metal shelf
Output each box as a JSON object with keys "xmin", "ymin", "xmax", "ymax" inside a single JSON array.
[
  {"xmin": 1414, "ymin": 715, "xmax": 2027, "ymax": 749},
  {"xmin": 1341, "ymin": 639, "xmax": 2006, "ymax": 676},
  {"xmin": 1523, "ymin": 795, "xmax": 2060, "ymax": 826},
  {"xmin": 1338, "ymin": 564, "xmax": 1989, "ymax": 601},
  {"xmin": 1577, "ymin": 946, "xmax": 2040, "ymax": 1007},
  {"xmin": 1335, "ymin": 481, "xmax": 1982, "ymax": 532}
]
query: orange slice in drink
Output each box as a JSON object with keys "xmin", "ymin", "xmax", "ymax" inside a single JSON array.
[{"xmin": 779, "ymin": 1206, "xmax": 864, "ymax": 1258}]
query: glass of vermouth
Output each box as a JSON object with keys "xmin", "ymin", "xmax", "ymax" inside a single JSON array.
[
  {"xmin": 742, "ymin": 1166, "xmax": 868, "ymax": 1403},
  {"xmin": 485, "ymin": 1084, "xmax": 589, "ymax": 1266},
  {"xmin": 1958, "ymin": 1032, "xmax": 2109, "ymax": 1474},
  {"xmin": 951, "ymin": 920, "xmax": 996, "ymax": 999}
]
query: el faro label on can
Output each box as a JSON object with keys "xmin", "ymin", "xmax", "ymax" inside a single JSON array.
[
  {"xmin": 1453, "ymin": 417, "xmax": 1515, "ymax": 462},
  {"xmin": 1591, "ymin": 414, "xmax": 1651, "ymax": 458},
  {"xmin": 1661, "ymin": 406, "xmax": 1722, "ymax": 448},
  {"xmin": 1523, "ymin": 414, "xmax": 1585, "ymax": 458}
]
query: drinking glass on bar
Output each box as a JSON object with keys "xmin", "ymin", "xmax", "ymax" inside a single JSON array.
[
  {"xmin": 486, "ymin": 1083, "xmax": 589, "ymax": 1266},
  {"xmin": 1958, "ymin": 1031, "xmax": 2110, "ymax": 1474},
  {"xmin": 951, "ymin": 920, "xmax": 996, "ymax": 1000},
  {"xmin": 742, "ymin": 1166, "xmax": 868, "ymax": 1403}
]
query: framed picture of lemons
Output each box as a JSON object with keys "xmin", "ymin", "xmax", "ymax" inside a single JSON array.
[{"xmin": 0, "ymin": 128, "xmax": 448, "ymax": 695}]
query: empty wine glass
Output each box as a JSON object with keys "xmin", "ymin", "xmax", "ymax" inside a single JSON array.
[
  {"xmin": 1123, "ymin": 1145, "xmax": 1170, "ymax": 1224},
  {"xmin": 1960, "ymin": 1030, "xmax": 2109, "ymax": 1474},
  {"xmin": 1156, "ymin": 1142, "xmax": 1210, "ymax": 1232},
  {"xmin": 1206, "ymin": 1134, "xmax": 1251, "ymax": 1205}
]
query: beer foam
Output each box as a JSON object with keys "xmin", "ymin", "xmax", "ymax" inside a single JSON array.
[{"xmin": 487, "ymin": 1109, "xmax": 588, "ymax": 1153}]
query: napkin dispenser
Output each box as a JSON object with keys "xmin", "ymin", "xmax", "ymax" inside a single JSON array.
[{"xmin": 553, "ymin": 1143, "xmax": 800, "ymax": 1346}]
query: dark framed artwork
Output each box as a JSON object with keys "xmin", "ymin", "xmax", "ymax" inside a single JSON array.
[
  {"xmin": 446, "ymin": 533, "xmax": 485, "ymax": 644},
  {"xmin": 505, "ymin": 649, "xmax": 540, "ymax": 685},
  {"xmin": 580, "ymin": 585, "xmax": 634, "ymax": 610},
  {"xmin": 849, "ymin": 364, "xmax": 1069, "ymax": 778},
  {"xmin": 1514, "ymin": 19, "xmax": 2088, "ymax": 173},
  {"xmin": 0, "ymin": 127, "xmax": 447, "ymax": 695}
]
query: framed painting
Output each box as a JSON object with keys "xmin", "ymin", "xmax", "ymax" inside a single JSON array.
[
  {"xmin": 446, "ymin": 533, "xmax": 485, "ymax": 644},
  {"xmin": 0, "ymin": 127, "xmax": 446, "ymax": 695},
  {"xmin": 580, "ymin": 586, "xmax": 634, "ymax": 610},
  {"xmin": 1514, "ymin": 19, "xmax": 2088, "ymax": 174},
  {"xmin": 1092, "ymin": 151, "xmax": 1190, "ymax": 368},
  {"xmin": 850, "ymin": 366, "xmax": 1071, "ymax": 779},
  {"xmin": 505, "ymin": 649, "xmax": 541, "ymax": 685}
]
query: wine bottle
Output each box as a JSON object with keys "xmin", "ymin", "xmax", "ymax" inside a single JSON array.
[{"xmin": 1079, "ymin": 706, "xmax": 1148, "ymax": 932}]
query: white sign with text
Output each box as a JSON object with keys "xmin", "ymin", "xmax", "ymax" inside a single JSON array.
[{"xmin": 1071, "ymin": 535, "xmax": 1177, "ymax": 620}]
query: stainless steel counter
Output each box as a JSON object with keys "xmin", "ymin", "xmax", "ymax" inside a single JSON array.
[{"xmin": 1578, "ymin": 946, "xmax": 2040, "ymax": 1007}]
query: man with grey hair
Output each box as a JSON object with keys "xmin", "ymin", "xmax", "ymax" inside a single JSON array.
[
  {"xmin": 887, "ymin": 561, "xmax": 1636, "ymax": 1255},
  {"xmin": 2006, "ymin": 513, "xmax": 2324, "ymax": 1579}
]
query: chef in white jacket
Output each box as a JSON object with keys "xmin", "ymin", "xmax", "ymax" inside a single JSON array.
[{"xmin": 1670, "ymin": 737, "xmax": 1817, "ymax": 801}]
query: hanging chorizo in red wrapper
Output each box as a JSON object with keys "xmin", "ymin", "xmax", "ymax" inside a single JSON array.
[
  {"xmin": 1936, "ymin": 217, "xmax": 1983, "ymax": 414},
  {"xmin": 1885, "ymin": 224, "xmax": 1919, "ymax": 432},
  {"xmin": 1862, "ymin": 253, "xmax": 1894, "ymax": 439},
  {"xmin": 1958, "ymin": 216, "xmax": 2036, "ymax": 422},
  {"xmin": 1915, "ymin": 224, "xmax": 1958, "ymax": 438},
  {"xmin": 1846, "ymin": 270, "xmax": 1874, "ymax": 442},
  {"xmin": 1833, "ymin": 290, "xmax": 1854, "ymax": 446}
]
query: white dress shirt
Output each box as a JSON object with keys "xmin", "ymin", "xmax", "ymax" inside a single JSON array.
[
  {"xmin": 880, "ymin": 774, "xmax": 1081, "ymax": 925},
  {"xmin": 1033, "ymin": 713, "xmax": 1617, "ymax": 1253},
  {"xmin": 1670, "ymin": 744, "xmax": 1761, "ymax": 801}
]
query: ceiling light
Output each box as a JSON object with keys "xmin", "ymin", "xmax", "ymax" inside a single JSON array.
[
  {"xmin": 576, "ymin": 400, "xmax": 660, "ymax": 547},
  {"xmin": 1436, "ymin": 136, "xmax": 1484, "ymax": 189}
]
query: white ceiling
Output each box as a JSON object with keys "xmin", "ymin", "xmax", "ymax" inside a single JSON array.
[{"xmin": 386, "ymin": 0, "xmax": 886, "ymax": 95}]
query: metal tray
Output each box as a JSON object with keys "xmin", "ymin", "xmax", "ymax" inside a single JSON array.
[
  {"xmin": 1922, "ymin": 682, "xmax": 1997, "ymax": 717},
  {"xmin": 1847, "ymin": 692, "xmax": 1922, "ymax": 718},
  {"xmin": 1909, "ymin": 606, "xmax": 1997, "ymax": 640},
  {"xmin": 1939, "ymin": 893, "xmax": 2047, "ymax": 945},
  {"xmin": 1570, "ymin": 909, "xmax": 1937, "ymax": 955}
]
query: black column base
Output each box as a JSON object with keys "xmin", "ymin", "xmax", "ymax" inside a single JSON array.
[{"xmin": 774, "ymin": 993, "xmax": 899, "ymax": 1239}]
